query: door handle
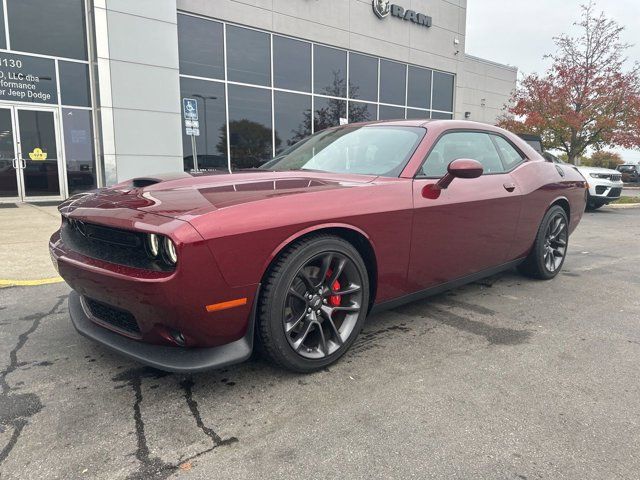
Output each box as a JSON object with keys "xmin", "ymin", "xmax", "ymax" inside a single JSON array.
[
  {"xmin": 20, "ymin": 158, "xmax": 26, "ymax": 169},
  {"xmin": 503, "ymin": 183, "xmax": 516, "ymax": 192},
  {"xmin": 12, "ymin": 158, "xmax": 17, "ymax": 169}
]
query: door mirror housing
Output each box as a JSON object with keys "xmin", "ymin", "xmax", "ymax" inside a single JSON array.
[{"xmin": 436, "ymin": 158, "xmax": 483, "ymax": 189}]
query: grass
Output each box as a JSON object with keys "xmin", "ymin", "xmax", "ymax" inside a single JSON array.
[{"xmin": 612, "ymin": 196, "xmax": 640, "ymax": 204}]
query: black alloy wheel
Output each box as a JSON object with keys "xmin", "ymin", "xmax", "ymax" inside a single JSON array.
[
  {"xmin": 542, "ymin": 214, "xmax": 568, "ymax": 273},
  {"xmin": 284, "ymin": 251, "xmax": 363, "ymax": 359},
  {"xmin": 258, "ymin": 235, "xmax": 369, "ymax": 372},
  {"xmin": 518, "ymin": 205, "xmax": 569, "ymax": 280}
]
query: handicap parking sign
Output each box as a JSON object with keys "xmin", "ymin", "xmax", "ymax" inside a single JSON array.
[{"xmin": 183, "ymin": 98, "xmax": 198, "ymax": 120}]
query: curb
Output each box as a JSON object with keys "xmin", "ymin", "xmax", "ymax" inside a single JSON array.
[
  {"xmin": 607, "ymin": 203, "xmax": 640, "ymax": 209},
  {"xmin": 0, "ymin": 277, "xmax": 64, "ymax": 288}
]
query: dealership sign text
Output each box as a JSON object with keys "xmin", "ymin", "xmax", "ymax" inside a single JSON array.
[{"xmin": 372, "ymin": 0, "xmax": 432, "ymax": 27}]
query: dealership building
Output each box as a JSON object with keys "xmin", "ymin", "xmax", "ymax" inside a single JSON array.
[{"xmin": 0, "ymin": 0, "xmax": 517, "ymax": 203}]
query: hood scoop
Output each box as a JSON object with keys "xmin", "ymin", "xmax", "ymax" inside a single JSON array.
[{"xmin": 130, "ymin": 172, "xmax": 193, "ymax": 189}]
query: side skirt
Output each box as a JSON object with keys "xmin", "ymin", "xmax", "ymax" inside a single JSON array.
[{"xmin": 369, "ymin": 258, "xmax": 524, "ymax": 315}]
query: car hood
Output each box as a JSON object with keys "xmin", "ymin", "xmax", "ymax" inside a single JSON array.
[
  {"xmin": 61, "ymin": 170, "xmax": 377, "ymax": 220},
  {"xmin": 575, "ymin": 166, "xmax": 620, "ymax": 174}
]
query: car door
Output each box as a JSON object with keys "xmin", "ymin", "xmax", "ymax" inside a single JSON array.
[{"xmin": 408, "ymin": 130, "xmax": 524, "ymax": 290}]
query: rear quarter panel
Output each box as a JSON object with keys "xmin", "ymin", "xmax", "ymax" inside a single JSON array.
[{"xmin": 510, "ymin": 159, "xmax": 586, "ymax": 259}]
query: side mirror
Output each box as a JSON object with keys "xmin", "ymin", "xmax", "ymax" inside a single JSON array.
[
  {"xmin": 436, "ymin": 158, "xmax": 483, "ymax": 189},
  {"xmin": 422, "ymin": 158, "xmax": 483, "ymax": 199}
]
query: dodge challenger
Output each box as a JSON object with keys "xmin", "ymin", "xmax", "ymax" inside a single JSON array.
[{"xmin": 49, "ymin": 120, "xmax": 587, "ymax": 373}]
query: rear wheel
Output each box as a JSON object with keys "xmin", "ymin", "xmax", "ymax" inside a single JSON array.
[
  {"xmin": 257, "ymin": 235, "xmax": 369, "ymax": 372},
  {"xmin": 518, "ymin": 205, "xmax": 569, "ymax": 280}
]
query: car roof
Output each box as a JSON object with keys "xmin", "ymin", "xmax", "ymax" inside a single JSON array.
[{"xmin": 352, "ymin": 119, "xmax": 510, "ymax": 133}]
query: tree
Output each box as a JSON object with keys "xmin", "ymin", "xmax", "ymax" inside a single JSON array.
[
  {"xmin": 582, "ymin": 150, "xmax": 623, "ymax": 169},
  {"xmin": 498, "ymin": 2, "xmax": 640, "ymax": 164},
  {"xmin": 217, "ymin": 119, "xmax": 281, "ymax": 169}
]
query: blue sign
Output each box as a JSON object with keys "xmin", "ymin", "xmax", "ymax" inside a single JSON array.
[{"xmin": 183, "ymin": 98, "xmax": 198, "ymax": 120}]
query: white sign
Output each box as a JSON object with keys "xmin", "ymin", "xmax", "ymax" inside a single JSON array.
[
  {"xmin": 183, "ymin": 98, "xmax": 198, "ymax": 120},
  {"xmin": 186, "ymin": 127, "xmax": 200, "ymax": 136},
  {"xmin": 339, "ymin": 117, "xmax": 348, "ymax": 125},
  {"xmin": 185, "ymin": 119, "xmax": 199, "ymax": 128}
]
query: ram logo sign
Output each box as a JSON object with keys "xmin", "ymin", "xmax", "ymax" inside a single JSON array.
[{"xmin": 371, "ymin": 0, "xmax": 432, "ymax": 27}]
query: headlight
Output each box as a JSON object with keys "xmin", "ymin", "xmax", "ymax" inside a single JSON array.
[
  {"xmin": 146, "ymin": 233, "xmax": 159, "ymax": 257},
  {"xmin": 163, "ymin": 237, "xmax": 178, "ymax": 265},
  {"xmin": 589, "ymin": 173, "xmax": 609, "ymax": 179}
]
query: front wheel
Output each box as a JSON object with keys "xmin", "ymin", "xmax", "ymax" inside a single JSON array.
[
  {"xmin": 518, "ymin": 205, "xmax": 569, "ymax": 280},
  {"xmin": 257, "ymin": 235, "xmax": 369, "ymax": 372}
]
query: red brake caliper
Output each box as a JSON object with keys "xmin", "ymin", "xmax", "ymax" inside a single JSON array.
[{"xmin": 326, "ymin": 269, "xmax": 341, "ymax": 307}]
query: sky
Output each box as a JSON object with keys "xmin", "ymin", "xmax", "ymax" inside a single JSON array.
[{"xmin": 466, "ymin": 0, "xmax": 640, "ymax": 163}]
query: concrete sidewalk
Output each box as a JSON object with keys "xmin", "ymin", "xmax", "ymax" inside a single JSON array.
[{"xmin": 0, "ymin": 203, "xmax": 61, "ymax": 286}]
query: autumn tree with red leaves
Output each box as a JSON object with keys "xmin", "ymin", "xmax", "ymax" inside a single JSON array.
[{"xmin": 498, "ymin": 3, "xmax": 640, "ymax": 164}]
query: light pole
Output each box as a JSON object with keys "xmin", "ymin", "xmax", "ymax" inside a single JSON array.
[{"xmin": 192, "ymin": 94, "xmax": 217, "ymax": 170}]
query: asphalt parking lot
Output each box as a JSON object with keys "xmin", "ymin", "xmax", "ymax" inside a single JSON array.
[{"xmin": 1, "ymin": 207, "xmax": 639, "ymax": 479}]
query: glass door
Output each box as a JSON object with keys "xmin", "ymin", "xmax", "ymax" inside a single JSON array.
[
  {"xmin": 0, "ymin": 107, "xmax": 20, "ymax": 202},
  {"xmin": 16, "ymin": 107, "xmax": 64, "ymax": 201}
]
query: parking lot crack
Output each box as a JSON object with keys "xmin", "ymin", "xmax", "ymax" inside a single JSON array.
[
  {"xmin": 180, "ymin": 378, "xmax": 239, "ymax": 447},
  {"xmin": 0, "ymin": 296, "xmax": 65, "ymax": 465}
]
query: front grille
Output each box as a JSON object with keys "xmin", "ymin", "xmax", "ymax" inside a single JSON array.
[
  {"xmin": 595, "ymin": 186, "xmax": 606, "ymax": 195},
  {"xmin": 85, "ymin": 297, "xmax": 140, "ymax": 336},
  {"xmin": 61, "ymin": 218, "xmax": 173, "ymax": 271},
  {"xmin": 610, "ymin": 174, "xmax": 622, "ymax": 181},
  {"xmin": 608, "ymin": 187, "xmax": 622, "ymax": 198}
]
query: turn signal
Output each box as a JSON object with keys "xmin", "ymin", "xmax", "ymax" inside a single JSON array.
[{"xmin": 206, "ymin": 298, "xmax": 248, "ymax": 312}]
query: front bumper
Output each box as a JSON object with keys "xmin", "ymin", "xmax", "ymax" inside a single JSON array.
[
  {"xmin": 69, "ymin": 290, "xmax": 255, "ymax": 373},
  {"xmin": 588, "ymin": 180, "xmax": 623, "ymax": 202}
]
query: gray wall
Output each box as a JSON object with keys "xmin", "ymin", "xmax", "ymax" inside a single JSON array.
[
  {"xmin": 460, "ymin": 55, "xmax": 517, "ymax": 124},
  {"xmin": 92, "ymin": 0, "xmax": 182, "ymax": 184}
]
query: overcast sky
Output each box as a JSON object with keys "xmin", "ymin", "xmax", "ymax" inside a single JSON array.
[{"xmin": 466, "ymin": 0, "xmax": 640, "ymax": 162}]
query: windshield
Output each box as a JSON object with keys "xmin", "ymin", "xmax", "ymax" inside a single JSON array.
[{"xmin": 261, "ymin": 125, "xmax": 425, "ymax": 177}]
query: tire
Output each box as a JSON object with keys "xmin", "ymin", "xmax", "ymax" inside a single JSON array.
[
  {"xmin": 518, "ymin": 205, "xmax": 569, "ymax": 280},
  {"xmin": 257, "ymin": 234, "xmax": 370, "ymax": 372}
]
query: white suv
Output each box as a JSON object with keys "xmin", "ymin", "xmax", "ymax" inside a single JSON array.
[
  {"xmin": 576, "ymin": 166, "xmax": 623, "ymax": 210},
  {"xmin": 541, "ymin": 152, "xmax": 623, "ymax": 210}
]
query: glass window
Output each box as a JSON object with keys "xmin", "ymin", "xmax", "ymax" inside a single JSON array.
[
  {"xmin": 349, "ymin": 101, "xmax": 376, "ymax": 123},
  {"xmin": 407, "ymin": 66, "xmax": 431, "ymax": 109},
  {"xmin": 378, "ymin": 105, "xmax": 405, "ymax": 120},
  {"xmin": 59, "ymin": 61, "xmax": 91, "ymax": 107},
  {"xmin": 314, "ymin": 45, "xmax": 346, "ymax": 97},
  {"xmin": 431, "ymin": 111, "xmax": 453, "ymax": 119},
  {"xmin": 432, "ymin": 72, "xmax": 454, "ymax": 112},
  {"xmin": 314, "ymin": 96, "xmax": 346, "ymax": 132},
  {"xmin": 421, "ymin": 132, "xmax": 504, "ymax": 177},
  {"xmin": 226, "ymin": 26, "xmax": 271, "ymax": 86},
  {"xmin": 379, "ymin": 60, "xmax": 406, "ymax": 106},
  {"xmin": 228, "ymin": 84, "xmax": 272, "ymax": 169},
  {"xmin": 348, "ymin": 53, "xmax": 378, "ymax": 102},
  {"xmin": 274, "ymin": 92, "xmax": 311, "ymax": 154},
  {"xmin": 180, "ymin": 78, "xmax": 227, "ymax": 172},
  {"xmin": 7, "ymin": 0, "xmax": 87, "ymax": 60},
  {"xmin": 0, "ymin": 53, "xmax": 57, "ymax": 104},
  {"xmin": 273, "ymin": 36, "xmax": 311, "ymax": 92},
  {"xmin": 263, "ymin": 125, "xmax": 424, "ymax": 177},
  {"xmin": 63, "ymin": 109, "xmax": 96, "ymax": 194},
  {"xmin": 406, "ymin": 109, "xmax": 429, "ymax": 120},
  {"xmin": 492, "ymin": 135, "xmax": 525, "ymax": 170},
  {"xmin": 177, "ymin": 15, "xmax": 224, "ymax": 79},
  {"xmin": 0, "ymin": 3, "xmax": 6, "ymax": 50},
  {"xmin": 0, "ymin": 108, "xmax": 18, "ymax": 198}
]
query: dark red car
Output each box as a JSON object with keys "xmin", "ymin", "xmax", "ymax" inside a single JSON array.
[{"xmin": 50, "ymin": 120, "xmax": 587, "ymax": 373}]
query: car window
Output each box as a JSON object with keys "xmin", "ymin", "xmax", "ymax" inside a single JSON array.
[
  {"xmin": 263, "ymin": 125, "xmax": 425, "ymax": 177},
  {"xmin": 492, "ymin": 135, "xmax": 524, "ymax": 169},
  {"xmin": 421, "ymin": 131, "xmax": 504, "ymax": 177}
]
